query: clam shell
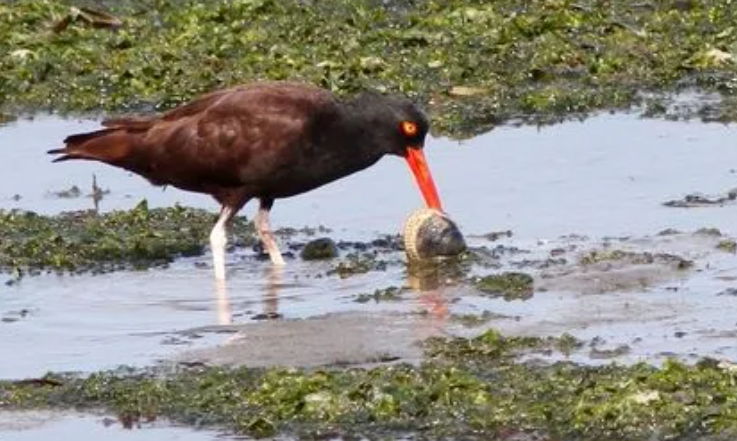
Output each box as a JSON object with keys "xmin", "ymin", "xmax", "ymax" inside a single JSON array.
[{"xmin": 403, "ymin": 208, "xmax": 466, "ymax": 262}]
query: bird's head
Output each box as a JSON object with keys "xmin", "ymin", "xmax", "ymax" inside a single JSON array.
[{"xmin": 351, "ymin": 92, "xmax": 442, "ymax": 211}]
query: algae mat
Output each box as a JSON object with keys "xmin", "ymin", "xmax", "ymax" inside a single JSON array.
[{"xmin": 2, "ymin": 1, "xmax": 737, "ymax": 137}]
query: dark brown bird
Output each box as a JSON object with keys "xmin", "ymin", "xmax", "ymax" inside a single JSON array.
[{"xmin": 48, "ymin": 82, "xmax": 442, "ymax": 280}]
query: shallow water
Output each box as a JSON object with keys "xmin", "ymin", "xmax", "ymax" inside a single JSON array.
[
  {"xmin": 5, "ymin": 114, "xmax": 737, "ymax": 237},
  {"xmin": 2, "ymin": 113, "xmax": 737, "ymax": 436},
  {"xmin": 0, "ymin": 411, "xmax": 227, "ymax": 441}
]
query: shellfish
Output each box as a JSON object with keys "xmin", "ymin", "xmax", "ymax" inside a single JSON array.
[{"xmin": 402, "ymin": 208, "xmax": 466, "ymax": 262}]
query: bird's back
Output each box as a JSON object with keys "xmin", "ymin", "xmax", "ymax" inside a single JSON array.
[{"xmin": 49, "ymin": 82, "xmax": 339, "ymax": 196}]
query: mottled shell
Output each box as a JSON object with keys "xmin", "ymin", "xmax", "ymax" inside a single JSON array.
[{"xmin": 403, "ymin": 208, "xmax": 466, "ymax": 262}]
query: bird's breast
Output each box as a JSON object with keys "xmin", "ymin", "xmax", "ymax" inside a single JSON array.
[{"xmin": 260, "ymin": 149, "xmax": 384, "ymax": 199}]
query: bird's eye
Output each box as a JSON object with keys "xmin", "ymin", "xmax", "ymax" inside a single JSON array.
[{"xmin": 400, "ymin": 121, "xmax": 418, "ymax": 137}]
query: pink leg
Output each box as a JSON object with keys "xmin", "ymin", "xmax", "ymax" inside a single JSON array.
[{"xmin": 255, "ymin": 198, "xmax": 285, "ymax": 266}]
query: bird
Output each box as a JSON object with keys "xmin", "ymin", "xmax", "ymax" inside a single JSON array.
[{"xmin": 48, "ymin": 81, "xmax": 443, "ymax": 280}]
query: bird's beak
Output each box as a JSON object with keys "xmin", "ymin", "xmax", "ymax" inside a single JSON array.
[{"xmin": 405, "ymin": 147, "xmax": 443, "ymax": 211}]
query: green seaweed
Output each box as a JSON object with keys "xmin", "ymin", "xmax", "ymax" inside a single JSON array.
[
  {"xmin": 579, "ymin": 249, "xmax": 694, "ymax": 270},
  {"xmin": 353, "ymin": 286, "xmax": 405, "ymax": 303},
  {"xmin": 474, "ymin": 271, "xmax": 534, "ymax": 300},
  {"xmin": 0, "ymin": 200, "xmax": 256, "ymax": 276},
  {"xmin": 717, "ymin": 239, "xmax": 737, "ymax": 253},
  {"xmin": 3, "ymin": 330, "xmax": 737, "ymax": 440},
  {"xmin": 2, "ymin": 1, "xmax": 737, "ymax": 137},
  {"xmin": 449, "ymin": 310, "xmax": 506, "ymax": 328},
  {"xmin": 328, "ymin": 251, "xmax": 388, "ymax": 278}
]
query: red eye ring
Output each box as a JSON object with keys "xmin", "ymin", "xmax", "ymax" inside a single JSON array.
[{"xmin": 401, "ymin": 121, "xmax": 418, "ymax": 137}]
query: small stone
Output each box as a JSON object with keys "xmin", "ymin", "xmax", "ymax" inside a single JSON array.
[
  {"xmin": 695, "ymin": 227, "xmax": 723, "ymax": 237},
  {"xmin": 716, "ymin": 239, "xmax": 737, "ymax": 253},
  {"xmin": 300, "ymin": 237, "xmax": 338, "ymax": 260},
  {"xmin": 482, "ymin": 230, "xmax": 513, "ymax": 241},
  {"xmin": 717, "ymin": 287, "xmax": 737, "ymax": 297}
]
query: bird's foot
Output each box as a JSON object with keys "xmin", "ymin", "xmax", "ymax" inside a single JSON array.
[{"xmin": 269, "ymin": 251, "xmax": 286, "ymax": 266}]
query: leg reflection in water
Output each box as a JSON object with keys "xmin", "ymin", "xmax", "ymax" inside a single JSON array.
[
  {"xmin": 260, "ymin": 265, "xmax": 282, "ymax": 320},
  {"xmin": 212, "ymin": 265, "xmax": 285, "ymax": 326},
  {"xmin": 187, "ymin": 261, "xmax": 454, "ymax": 367}
]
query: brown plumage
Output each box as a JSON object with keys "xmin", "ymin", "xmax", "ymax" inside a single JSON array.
[{"xmin": 49, "ymin": 81, "xmax": 442, "ymax": 279}]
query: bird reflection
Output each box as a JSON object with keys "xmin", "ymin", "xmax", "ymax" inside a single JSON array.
[
  {"xmin": 259, "ymin": 265, "xmax": 282, "ymax": 320},
  {"xmin": 212, "ymin": 264, "xmax": 284, "ymax": 325},
  {"xmin": 205, "ymin": 256, "xmax": 461, "ymax": 369},
  {"xmin": 407, "ymin": 264, "xmax": 451, "ymax": 338},
  {"xmin": 213, "ymin": 277, "xmax": 232, "ymax": 325},
  {"xmin": 211, "ymin": 259, "xmax": 452, "ymax": 344}
]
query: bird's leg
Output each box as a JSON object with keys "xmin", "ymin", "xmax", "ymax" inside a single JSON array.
[
  {"xmin": 214, "ymin": 277, "xmax": 232, "ymax": 325},
  {"xmin": 255, "ymin": 198, "xmax": 286, "ymax": 266},
  {"xmin": 210, "ymin": 205, "xmax": 235, "ymax": 280}
]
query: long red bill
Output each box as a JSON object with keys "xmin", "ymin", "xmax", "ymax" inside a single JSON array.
[{"xmin": 405, "ymin": 147, "xmax": 443, "ymax": 211}]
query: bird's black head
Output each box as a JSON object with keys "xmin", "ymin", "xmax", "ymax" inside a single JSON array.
[
  {"xmin": 348, "ymin": 91, "xmax": 430, "ymax": 157},
  {"xmin": 345, "ymin": 91, "xmax": 441, "ymax": 211}
]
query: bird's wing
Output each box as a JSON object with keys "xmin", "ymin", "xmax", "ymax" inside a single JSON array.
[
  {"xmin": 138, "ymin": 83, "xmax": 337, "ymax": 190},
  {"xmin": 51, "ymin": 83, "xmax": 337, "ymax": 194}
]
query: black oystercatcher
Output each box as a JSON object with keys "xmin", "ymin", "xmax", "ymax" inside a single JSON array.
[{"xmin": 48, "ymin": 82, "xmax": 442, "ymax": 279}]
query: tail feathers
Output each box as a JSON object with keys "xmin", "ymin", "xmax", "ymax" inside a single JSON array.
[
  {"xmin": 46, "ymin": 150, "xmax": 80, "ymax": 163},
  {"xmin": 48, "ymin": 127, "xmax": 140, "ymax": 165},
  {"xmin": 102, "ymin": 116, "xmax": 154, "ymax": 130},
  {"xmin": 63, "ymin": 128, "xmax": 118, "ymax": 146}
]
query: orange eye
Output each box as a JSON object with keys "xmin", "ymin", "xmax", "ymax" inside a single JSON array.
[{"xmin": 401, "ymin": 121, "xmax": 418, "ymax": 137}]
